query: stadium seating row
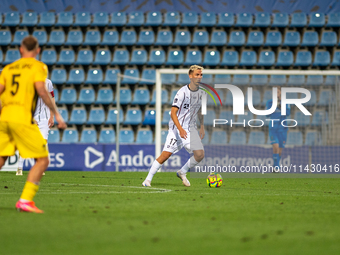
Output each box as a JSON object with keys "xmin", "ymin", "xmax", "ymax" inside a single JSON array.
[
  {"xmin": 0, "ymin": 11, "xmax": 339, "ymax": 28},
  {"xmin": 2, "ymin": 26, "xmax": 340, "ymax": 47}
]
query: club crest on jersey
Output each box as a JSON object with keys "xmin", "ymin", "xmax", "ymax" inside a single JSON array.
[{"xmin": 174, "ymin": 98, "xmax": 178, "ymax": 103}]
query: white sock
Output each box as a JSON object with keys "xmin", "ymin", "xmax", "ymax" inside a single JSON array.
[
  {"xmin": 180, "ymin": 156, "xmax": 199, "ymax": 174},
  {"xmin": 18, "ymin": 157, "xmax": 24, "ymax": 169},
  {"xmin": 146, "ymin": 160, "xmax": 162, "ymax": 182}
]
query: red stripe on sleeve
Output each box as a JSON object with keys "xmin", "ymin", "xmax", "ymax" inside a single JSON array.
[{"xmin": 50, "ymin": 91, "xmax": 54, "ymax": 98}]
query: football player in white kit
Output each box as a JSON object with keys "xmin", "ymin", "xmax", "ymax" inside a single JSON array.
[
  {"xmin": 142, "ymin": 65, "xmax": 206, "ymax": 187},
  {"xmin": 16, "ymin": 79, "xmax": 55, "ymax": 175}
]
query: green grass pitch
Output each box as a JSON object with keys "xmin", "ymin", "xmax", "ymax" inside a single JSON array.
[{"xmin": 1, "ymin": 171, "xmax": 340, "ymax": 255}]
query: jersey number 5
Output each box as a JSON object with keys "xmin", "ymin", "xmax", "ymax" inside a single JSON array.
[{"xmin": 11, "ymin": 74, "xmax": 20, "ymax": 96}]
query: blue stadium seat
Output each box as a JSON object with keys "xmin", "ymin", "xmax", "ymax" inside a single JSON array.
[
  {"xmin": 0, "ymin": 49, "xmax": 3, "ymax": 63},
  {"xmin": 258, "ymin": 50, "xmax": 275, "ymax": 66},
  {"xmin": 136, "ymin": 129, "xmax": 153, "ymax": 144},
  {"xmin": 301, "ymin": 30, "xmax": 319, "ymax": 46},
  {"xmin": 276, "ymin": 50, "xmax": 293, "ymax": 67},
  {"xmin": 137, "ymin": 29, "xmax": 155, "ymax": 45},
  {"xmin": 54, "ymin": 106, "xmax": 69, "ymax": 124},
  {"xmin": 201, "ymin": 131, "xmax": 209, "ymax": 145},
  {"xmin": 269, "ymin": 75, "xmax": 286, "ymax": 85},
  {"xmin": 77, "ymin": 85, "xmax": 95, "ymax": 105},
  {"xmin": 214, "ymin": 74, "xmax": 231, "ymax": 84},
  {"xmin": 173, "ymin": 28, "xmax": 191, "ymax": 46},
  {"xmin": 56, "ymin": 12, "xmax": 74, "ymax": 26},
  {"xmin": 93, "ymin": 47, "xmax": 111, "ymax": 65},
  {"xmin": 312, "ymin": 110, "xmax": 328, "ymax": 126},
  {"xmin": 59, "ymin": 85, "xmax": 77, "ymax": 104},
  {"xmin": 233, "ymin": 75, "xmax": 250, "ymax": 86},
  {"xmin": 294, "ymin": 112, "xmax": 310, "ymax": 126},
  {"xmin": 128, "ymin": 12, "xmax": 144, "ymax": 26},
  {"xmin": 119, "ymin": 28, "xmax": 137, "ymax": 46},
  {"xmin": 130, "ymin": 46, "xmax": 147, "ymax": 65},
  {"xmin": 155, "ymin": 28, "xmax": 173, "ymax": 45},
  {"xmin": 118, "ymin": 87, "xmax": 132, "ymax": 105},
  {"xmin": 313, "ymin": 50, "xmax": 331, "ymax": 66},
  {"xmin": 92, "ymin": 12, "xmax": 109, "ymax": 26},
  {"xmin": 239, "ymin": 50, "xmax": 256, "ymax": 66},
  {"xmin": 320, "ymin": 30, "xmax": 337, "ymax": 46},
  {"xmin": 76, "ymin": 48, "xmax": 93, "ymax": 65},
  {"xmin": 184, "ymin": 48, "xmax": 202, "ymax": 65},
  {"xmin": 66, "ymin": 28, "xmax": 83, "ymax": 46},
  {"xmin": 105, "ymin": 107, "xmax": 123, "ymax": 124},
  {"xmin": 272, "ymin": 13, "xmax": 289, "ymax": 27},
  {"xmin": 220, "ymin": 49, "xmax": 239, "ymax": 66},
  {"xmin": 101, "ymin": 28, "xmax": 119, "ymax": 46},
  {"xmin": 219, "ymin": 110, "xmax": 234, "ymax": 122},
  {"xmin": 166, "ymin": 47, "xmax": 184, "ymax": 65},
  {"xmin": 230, "ymin": 131, "xmax": 246, "ymax": 145},
  {"xmin": 143, "ymin": 109, "xmax": 156, "ymax": 125},
  {"xmin": 3, "ymin": 12, "xmax": 20, "ymax": 26},
  {"xmin": 74, "ymin": 12, "xmax": 91, "ymax": 26},
  {"xmin": 290, "ymin": 13, "xmax": 307, "ymax": 27},
  {"xmin": 3, "ymin": 47, "xmax": 20, "ymax": 64},
  {"xmin": 210, "ymin": 28, "xmax": 227, "ymax": 46},
  {"xmin": 162, "ymin": 108, "xmax": 171, "ymax": 125},
  {"xmin": 181, "ymin": 12, "xmax": 198, "ymax": 26},
  {"xmin": 41, "ymin": 46, "xmax": 57, "ymax": 65},
  {"xmin": 122, "ymin": 66, "xmax": 139, "ymax": 84},
  {"xmin": 211, "ymin": 130, "xmax": 227, "ymax": 145},
  {"xmin": 236, "ymin": 13, "xmax": 253, "ymax": 27},
  {"xmin": 305, "ymin": 90, "xmax": 316, "ymax": 106},
  {"xmin": 48, "ymin": 128, "xmax": 60, "ymax": 143},
  {"xmin": 306, "ymin": 75, "xmax": 323, "ymax": 86},
  {"xmin": 164, "ymin": 11, "xmax": 180, "ymax": 26},
  {"xmin": 83, "ymin": 28, "xmax": 101, "ymax": 46},
  {"xmin": 248, "ymin": 131, "xmax": 265, "ymax": 145},
  {"xmin": 0, "ymin": 28, "xmax": 12, "ymax": 45},
  {"xmin": 324, "ymin": 76, "xmax": 336, "ymax": 86},
  {"xmin": 326, "ymin": 12, "xmax": 340, "ymax": 27},
  {"xmin": 57, "ymin": 46, "xmax": 75, "ymax": 65},
  {"xmin": 246, "ymin": 30, "xmax": 264, "ymax": 46},
  {"xmin": 305, "ymin": 131, "xmax": 320, "ymax": 146},
  {"xmin": 245, "ymin": 89, "xmax": 261, "ymax": 106},
  {"xmin": 332, "ymin": 50, "xmax": 340, "ymax": 66},
  {"xmin": 283, "ymin": 30, "xmax": 300, "ymax": 46},
  {"xmin": 295, "ymin": 50, "xmax": 312, "ymax": 66},
  {"xmin": 202, "ymin": 74, "xmax": 213, "ymax": 83},
  {"xmin": 251, "ymin": 75, "xmax": 267, "ymax": 85},
  {"xmin": 169, "ymin": 89, "xmax": 178, "ymax": 103},
  {"xmin": 145, "ymin": 11, "xmax": 162, "ymax": 26},
  {"xmin": 286, "ymin": 131, "xmax": 303, "ymax": 145},
  {"xmin": 131, "ymin": 87, "xmax": 150, "ymax": 105},
  {"xmin": 39, "ymin": 12, "xmax": 56, "ymax": 26},
  {"xmin": 228, "ymin": 30, "xmax": 246, "ymax": 46},
  {"xmin": 207, "ymin": 89, "xmax": 223, "ymax": 105},
  {"xmin": 61, "ymin": 127, "xmax": 79, "ymax": 143},
  {"xmin": 150, "ymin": 89, "xmax": 168, "ymax": 105},
  {"xmin": 191, "ymin": 28, "xmax": 209, "ymax": 46},
  {"xmin": 287, "ymin": 75, "xmax": 305, "ymax": 86},
  {"xmin": 217, "ymin": 13, "xmax": 234, "ymax": 26},
  {"xmin": 21, "ymin": 12, "xmax": 38, "ymax": 26},
  {"xmin": 69, "ymin": 105, "xmax": 87, "ymax": 125},
  {"xmin": 124, "ymin": 107, "xmax": 142, "ymax": 125},
  {"xmin": 254, "ymin": 13, "xmax": 270, "ymax": 27},
  {"xmin": 32, "ymin": 28, "xmax": 47, "ymax": 45},
  {"xmin": 96, "ymin": 86, "xmax": 113, "ymax": 105},
  {"xmin": 309, "ymin": 12, "xmax": 325, "ymax": 27},
  {"xmin": 264, "ymin": 30, "xmax": 282, "ymax": 46},
  {"xmin": 110, "ymin": 12, "xmax": 127, "ymax": 26},
  {"xmin": 261, "ymin": 89, "xmax": 272, "ymax": 106},
  {"xmin": 203, "ymin": 110, "xmax": 216, "ymax": 125},
  {"xmin": 318, "ymin": 90, "xmax": 332, "ymax": 106},
  {"xmin": 203, "ymin": 48, "xmax": 220, "ymax": 66},
  {"xmin": 80, "ymin": 128, "xmax": 97, "ymax": 143},
  {"xmin": 86, "ymin": 66, "xmax": 103, "ymax": 84},
  {"xmin": 12, "ymin": 28, "xmax": 29, "ymax": 45},
  {"xmin": 119, "ymin": 129, "xmax": 134, "ymax": 144},
  {"xmin": 161, "ymin": 73, "xmax": 176, "ymax": 85},
  {"xmin": 87, "ymin": 105, "xmax": 105, "ymax": 125},
  {"xmin": 200, "ymin": 12, "xmax": 216, "ymax": 26},
  {"xmin": 141, "ymin": 68, "xmax": 156, "ymax": 85},
  {"xmin": 67, "ymin": 66, "xmax": 85, "ymax": 84},
  {"xmin": 148, "ymin": 47, "xmax": 165, "ymax": 65},
  {"xmin": 98, "ymin": 126, "xmax": 115, "ymax": 143},
  {"xmin": 47, "ymin": 28, "xmax": 65, "ymax": 46},
  {"xmin": 51, "ymin": 67, "xmax": 67, "ymax": 85},
  {"xmin": 112, "ymin": 46, "xmax": 129, "ymax": 65},
  {"xmin": 103, "ymin": 67, "xmax": 120, "ymax": 84}
]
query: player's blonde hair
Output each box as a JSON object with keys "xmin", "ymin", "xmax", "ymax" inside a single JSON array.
[{"xmin": 188, "ymin": 65, "xmax": 204, "ymax": 75}]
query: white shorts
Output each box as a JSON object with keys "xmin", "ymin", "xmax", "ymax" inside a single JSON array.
[
  {"xmin": 163, "ymin": 128, "xmax": 204, "ymax": 154},
  {"xmin": 36, "ymin": 119, "xmax": 50, "ymax": 140}
]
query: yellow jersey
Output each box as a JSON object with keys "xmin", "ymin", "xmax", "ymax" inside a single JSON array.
[{"xmin": 0, "ymin": 58, "xmax": 48, "ymax": 125}]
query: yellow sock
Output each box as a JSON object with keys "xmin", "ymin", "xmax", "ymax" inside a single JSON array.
[{"xmin": 20, "ymin": 181, "xmax": 39, "ymax": 201}]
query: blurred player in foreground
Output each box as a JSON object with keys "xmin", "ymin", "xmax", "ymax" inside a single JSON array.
[
  {"xmin": 266, "ymin": 87, "xmax": 290, "ymax": 172},
  {"xmin": 16, "ymin": 78, "xmax": 55, "ymax": 176},
  {"xmin": 0, "ymin": 36, "xmax": 66, "ymax": 213},
  {"xmin": 142, "ymin": 65, "xmax": 206, "ymax": 187}
]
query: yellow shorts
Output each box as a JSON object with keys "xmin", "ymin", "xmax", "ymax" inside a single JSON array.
[{"xmin": 0, "ymin": 121, "xmax": 48, "ymax": 158}]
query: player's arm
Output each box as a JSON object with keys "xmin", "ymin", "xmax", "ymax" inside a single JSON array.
[
  {"xmin": 48, "ymin": 96, "xmax": 55, "ymax": 128},
  {"xmin": 0, "ymin": 84, "xmax": 4, "ymax": 112},
  {"xmin": 171, "ymin": 106, "xmax": 187, "ymax": 139},
  {"xmin": 197, "ymin": 109, "xmax": 205, "ymax": 139}
]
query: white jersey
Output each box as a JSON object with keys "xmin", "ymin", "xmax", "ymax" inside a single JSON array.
[
  {"xmin": 34, "ymin": 79, "xmax": 54, "ymax": 122},
  {"xmin": 169, "ymin": 84, "xmax": 205, "ymax": 131}
]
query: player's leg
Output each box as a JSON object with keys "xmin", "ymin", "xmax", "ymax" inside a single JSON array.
[
  {"xmin": 38, "ymin": 120, "xmax": 50, "ymax": 176},
  {"xmin": 16, "ymin": 156, "xmax": 25, "ymax": 175},
  {"xmin": 0, "ymin": 156, "xmax": 9, "ymax": 169},
  {"xmin": 277, "ymin": 130, "xmax": 287, "ymax": 168},
  {"xmin": 0, "ymin": 122, "xmax": 15, "ymax": 171},
  {"xmin": 269, "ymin": 129, "xmax": 280, "ymax": 172}
]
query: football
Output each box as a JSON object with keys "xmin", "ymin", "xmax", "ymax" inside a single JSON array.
[{"xmin": 206, "ymin": 173, "xmax": 223, "ymax": 188}]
